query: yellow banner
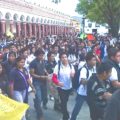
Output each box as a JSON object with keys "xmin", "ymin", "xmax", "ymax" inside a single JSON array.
[{"xmin": 0, "ymin": 94, "xmax": 29, "ymax": 120}]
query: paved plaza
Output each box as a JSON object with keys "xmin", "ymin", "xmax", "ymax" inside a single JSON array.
[{"xmin": 28, "ymin": 93, "xmax": 90, "ymax": 120}]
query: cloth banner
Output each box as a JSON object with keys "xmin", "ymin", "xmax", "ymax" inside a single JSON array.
[
  {"xmin": 0, "ymin": 94, "xmax": 29, "ymax": 120},
  {"xmin": 6, "ymin": 31, "xmax": 14, "ymax": 38}
]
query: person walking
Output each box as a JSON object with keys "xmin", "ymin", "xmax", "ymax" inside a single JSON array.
[
  {"xmin": 30, "ymin": 49, "xmax": 49, "ymax": 120},
  {"xmin": 87, "ymin": 62, "xmax": 112, "ymax": 120},
  {"xmin": 70, "ymin": 52, "xmax": 96, "ymax": 120},
  {"xmin": 52, "ymin": 52, "xmax": 75, "ymax": 120},
  {"xmin": 9, "ymin": 56, "xmax": 35, "ymax": 120}
]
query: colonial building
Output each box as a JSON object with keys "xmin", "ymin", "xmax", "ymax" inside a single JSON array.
[{"xmin": 0, "ymin": 0, "xmax": 74, "ymax": 39}]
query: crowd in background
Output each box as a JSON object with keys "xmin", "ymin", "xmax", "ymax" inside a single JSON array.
[{"xmin": 0, "ymin": 33, "xmax": 120, "ymax": 120}]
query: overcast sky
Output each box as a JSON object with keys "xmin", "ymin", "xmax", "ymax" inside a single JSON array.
[
  {"xmin": 58, "ymin": 0, "xmax": 80, "ymax": 16},
  {"xmin": 26, "ymin": 0, "xmax": 80, "ymax": 16}
]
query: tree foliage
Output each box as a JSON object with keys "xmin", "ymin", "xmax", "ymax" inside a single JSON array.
[{"xmin": 76, "ymin": 0, "xmax": 120, "ymax": 37}]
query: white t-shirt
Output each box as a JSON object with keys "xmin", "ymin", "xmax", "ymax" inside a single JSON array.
[
  {"xmin": 44, "ymin": 50, "xmax": 48, "ymax": 61},
  {"xmin": 24, "ymin": 54, "xmax": 35, "ymax": 71},
  {"xmin": 109, "ymin": 67, "xmax": 118, "ymax": 81},
  {"xmin": 77, "ymin": 66, "xmax": 96, "ymax": 96},
  {"xmin": 53, "ymin": 63, "xmax": 75, "ymax": 90},
  {"xmin": 54, "ymin": 53, "xmax": 59, "ymax": 63},
  {"xmin": 68, "ymin": 54, "xmax": 77, "ymax": 65},
  {"xmin": 78, "ymin": 61, "xmax": 86, "ymax": 69}
]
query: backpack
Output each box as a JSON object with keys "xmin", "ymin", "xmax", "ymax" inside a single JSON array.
[{"xmin": 72, "ymin": 65, "xmax": 89, "ymax": 90}]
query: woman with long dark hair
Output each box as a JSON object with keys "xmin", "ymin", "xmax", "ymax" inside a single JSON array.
[{"xmin": 9, "ymin": 56, "xmax": 35, "ymax": 120}]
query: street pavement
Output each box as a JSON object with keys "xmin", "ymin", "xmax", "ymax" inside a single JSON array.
[{"xmin": 28, "ymin": 92, "xmax": 90, "ymax": 120}]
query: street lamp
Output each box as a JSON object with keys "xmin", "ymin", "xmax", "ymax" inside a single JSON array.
[{"xmin": 82, "ymin": 17, "xmax": 86, "ymax": 33}]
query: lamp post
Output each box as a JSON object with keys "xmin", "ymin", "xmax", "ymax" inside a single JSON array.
[{"xmin": 82, "ymin": 17, "xmax": 86, "ymax": 33}]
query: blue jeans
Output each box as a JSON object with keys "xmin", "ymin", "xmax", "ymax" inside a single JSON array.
[
  {"xmin": 33, "ymin": 81, "xmax": 48, "ymax": 118},
  {"xmin": 33, "ymin": 82, "xmax": 43, "ymax": 118},
  {"xmin": 70, "ymin": 94, "xmax": 87, "ymax": 120},
  {"xmin": 13, "ymin": 90, "xmax": 27, "ymax": 120}
]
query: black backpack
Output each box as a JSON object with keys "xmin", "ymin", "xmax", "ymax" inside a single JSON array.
[{"xmin": 72, "ymin": 65, "xmax": 89, "ymax": 90}]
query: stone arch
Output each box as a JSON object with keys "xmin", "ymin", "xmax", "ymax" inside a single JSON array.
[
  {"xmin": 55, "ymin": 21, "xmax": 57, "ymax": 25},
  {"xmin": 20, "ymin": 15, "xmax": 25, "ymax": 22},
  {"xmin": 32, "ymin": 17, "xmax": 35, "ymax": 23},
  {"xmin": 41, "ymin": 18, "xmax": 43, "ymax": 23},
  {"xmin": 44, "ymin": 19, "xmax": 47, "ymax": 24},
  {"xmin": 5, "ymin": 12, "xmax": 11, "ymax": 20},
  {"xmin": 36, "ymin": 18, "xmax": 39, "ymax": 23},
  {"xmin": 26, "ymin": 16, "xmax": 31, "ymax": 22},
  {"xmin": 53, "ymin": 20, "xmax": 55, "ymax": 24},
  {"xmin": 47, "ymin": 20, "xmax": 50, "ymax": 24},
  {"xmin": 13, "ymin": 13, "xmax": 18, "ymax": 21},
  {"xmin": 50, "ymin": 20, "xmax": 53, "ymax": 24}
]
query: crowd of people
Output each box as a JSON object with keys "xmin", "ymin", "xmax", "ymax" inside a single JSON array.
[{"xmin": 0, "ymin": 33, "xmax": 120, "ymax": 120}]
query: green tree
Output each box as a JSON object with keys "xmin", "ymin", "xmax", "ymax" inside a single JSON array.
[{"xmin": 76, "ymin": 0, "xmax": 120, "ymax": 38}]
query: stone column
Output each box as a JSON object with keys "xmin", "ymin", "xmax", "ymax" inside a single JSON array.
[
  {"xmin": 41, "ymin": 24, "xmax": 45, "ymax": 38},
  {"xmin": 54, "ymin": 25, "xmax": 56, "ymax": 35},
  {"xmin": 52, "ymin": 25, "xmax": 54, "ymax": 35},
  {"xmin": 37, "ymin": 24, "xmax": 41, "ymax": 39},
  {"xmin": 23, "ymin": 22, "xmax": 27, "ymax": 38},
  {"xmin": 49, "ymin": 25, "xmax": 52, "ymax": 35},
  {"xmin": 10, "ymin": 20, "xmax": 14, "ymax": 33},
  {"xmin": 47, "ymin": 25, "xmax": 50, "ymax": 35},
  {"xmin": 29, "ymin": 23, "xmax": 32, "ymax": 38},
  {"xmin": 32, "ymin": 23, "xmax": 37, "ymax": 37},
  {"xmin": 57, "ymin": 26, "xmax": 59, "ymax": 35},
  {"xmin": 0, "ymin": 20, "xmax": 6, "ymax": 36},
  {"xmin": 53, "ymin": 25, "xmax": 55, "ymax": 35},
  {"xmin": 44, "ymin": 25, "xmax": 47, "ymax": 36},
  {"xmin": 16, "ymin": 22, "xmax": 21, "ymax": 37},
  {"xmin": 46, "ymin": 25, "xmax": 49, "ymax": 36},
  {"xmin": 45, "ymin": 24, "xmax": 48, "ymax": 36}
]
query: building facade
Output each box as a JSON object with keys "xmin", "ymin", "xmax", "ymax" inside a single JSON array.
[
  {"xmin": 0, "ymin": 0, "xmax": 74, "ymax": 39},
  {"xmin": 84, "ymin": 19, "xmax": 108, "ymax": 34}
]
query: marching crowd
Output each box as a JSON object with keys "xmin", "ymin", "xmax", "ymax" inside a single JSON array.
[{"xmin": 0, "ymin": 34, "xmax": 120, "ymax": 120}]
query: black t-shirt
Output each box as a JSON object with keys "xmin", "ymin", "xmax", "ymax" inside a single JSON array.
[
  {"xmin": 30, "ymin": 58, "xmax": 46, "ymax": 83},
  {"xmin": 45, "ymin": 60, "xmax": 56, "ymax": 74},
  {"xmin": 104, "ymin": 89, "xmax": 120, "ymax": 120},
  {"xmin": 87, "ymin": 74, "xmax": 111, "ymax": 107}
]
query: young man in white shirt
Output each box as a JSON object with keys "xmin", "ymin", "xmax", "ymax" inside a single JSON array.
[
  {"xmin": 70, "ymin": 52, "xmax": 96, "ymax": 120},
  {"xmin": 52, "ymin": 52, "xmax": 75, "ymax": 120}
]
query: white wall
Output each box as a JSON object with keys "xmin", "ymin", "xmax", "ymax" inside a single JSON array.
[{"xmin": 84, "ymin": 19, "xmax": 108, "ymax": 34}]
